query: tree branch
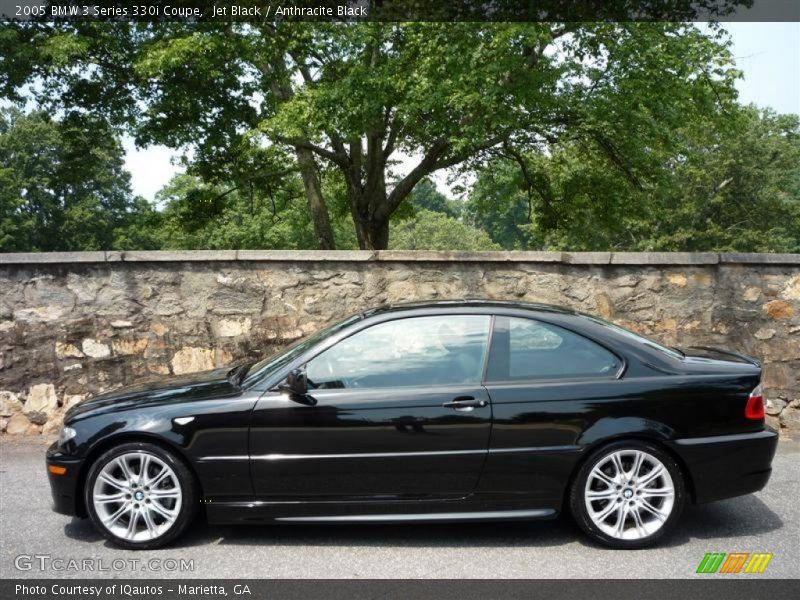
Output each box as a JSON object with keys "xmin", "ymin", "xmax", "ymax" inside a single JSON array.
[
  {"xmin": 381, "ymin": 138, "xmax": 450, "ymax": 219},
  {"xmin": 275, "ymin": 136, "xmax": 350, "ymax": 169},
  {"xmin": 590, "ymin": 131, "xmax": 644, "ymax": 190},
  {"xmin": 382, "ymin": 132, "xmax": 510, "ymax": 219},
  {"xmin": 383, "ymin": 112, "xmax": 401, "ymax": 160},
  {"xmin": 432, "ymin": 133, "xmax": 511, "ymax": 170}
]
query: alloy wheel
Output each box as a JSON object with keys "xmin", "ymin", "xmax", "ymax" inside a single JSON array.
[
  {"xmin": 584, "ymin": 449, "xmax": 675, "ymax": 540},
  {"xmin": 92, "ymin": 451, "xmax": 182, "ymax": 542}
]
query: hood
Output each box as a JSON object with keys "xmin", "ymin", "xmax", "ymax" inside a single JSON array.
[
  {"xmin": 679, "ymin": 346, "xmax": 761, "ymax": 368},
  {"xmin": 65, "ymin": 367, "xmax": 243, "ymax": 421}
]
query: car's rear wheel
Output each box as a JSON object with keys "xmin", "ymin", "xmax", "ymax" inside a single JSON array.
[
  {"xmin": 85, "ymin": 442, "xmax": 198, "ymax": 549},
  {"xmin": 570, "ymin": 440, "xmax": 685, "ymax": 549}
]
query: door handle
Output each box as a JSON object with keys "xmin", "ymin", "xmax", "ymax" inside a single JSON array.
[{"xmin": 443, "ymin": 396, "xmax": 488, "ymax": 411}]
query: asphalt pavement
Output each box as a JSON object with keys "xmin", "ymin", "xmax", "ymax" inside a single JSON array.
[{"xmin": 1, "ymin": 435, "xmax": 798, "ymax": 579}]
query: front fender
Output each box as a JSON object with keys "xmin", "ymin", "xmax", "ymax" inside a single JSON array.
[{"xmin": 65, "ymin": 393, "xmax": 261, "ymax": 502}]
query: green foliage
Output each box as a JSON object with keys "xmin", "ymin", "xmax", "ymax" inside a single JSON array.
[
  {"xmin": 0, "ymin": 107, "xmax": 159, "ymax": 252},
  {"xmin": 153, "ymin": 174, "xmax": 316, "ymax": 250},
  {"xmin": 406, "ymin": 178, "xmax": 463, "ymax": 219},
  {"xmin": 1, "ymin": 21, "xmax": 749, "ymax": 249},
  {"xmin": 1, "ymin": 20, "xmax": 795, "ymax": 253},
  {"xmin": 390, "ymin": 210, "xmax": 500, "ymax": 251},
  {"xmin": 648, "ymin": 108, "xmax": 800, "ymax": 252},
  {"xmin": 465, "ymin": 161, "xmax": 534, "ymax": 250},
  {"xmin": 153, "ymin": 173, "xmax": 360, "ymax": 250},
  {"xmin": 466, "ymin": 107, "xmax": 800, "ymax": 252}
]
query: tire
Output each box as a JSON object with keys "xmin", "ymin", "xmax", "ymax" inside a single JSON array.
[
  {"xmin": 85, "ymin": 442, "xmax": 198, "ymax": 550},
  {"xmin": 569, "ymin": 440, "xmax": 685, "ymax": 549}
]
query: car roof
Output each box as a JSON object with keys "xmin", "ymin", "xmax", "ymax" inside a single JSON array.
[{"xmin": 361, "ymin": 299, "xmax": 578, "ymax": 317}]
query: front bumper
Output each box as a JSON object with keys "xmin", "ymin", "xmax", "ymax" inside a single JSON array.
[
  {"xmin": 670, "ymin": 428, "xmax": 779, "ymax": 504},
  {"xmin": 46, "ymin": 442, "xmax": 86, "ymax": 517}
]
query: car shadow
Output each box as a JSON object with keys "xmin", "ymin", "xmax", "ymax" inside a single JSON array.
[
  {"xmin": 663, "ymin": 494, "xmax": 784, "ymax": 546},
  {"xmin": 63, "ymin": 493, "xmax": 782, "ymax": 551},
  {"xmin": 63, "ymin": 518, "xmax": 106, "ymax": 543},
  {"xmin": 64, "ymin": 515, "xmax": 580, "ymax": 550},
  {"xmin": 174, "ymin": 518, "xmax": 579, "ymax": 550}
]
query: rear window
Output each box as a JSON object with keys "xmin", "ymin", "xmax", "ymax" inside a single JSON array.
[
  {"xmin": 579, "ymin": 315, "xmax": 684, "ymax": 360},
  {"xmin": 486, "ymin": 317, "xmax": 622, "ymax": 382}
]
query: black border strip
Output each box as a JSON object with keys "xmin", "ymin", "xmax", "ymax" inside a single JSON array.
[{"xmin": 2, "ymin": 0, "xmax": 800, "ymax": 23}]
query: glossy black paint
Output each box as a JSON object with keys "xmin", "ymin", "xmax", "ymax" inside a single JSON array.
[
  {"xmin": 249, "ymin": 385, "xmax": 492, "ymax": 498},
  {"xmin": 46, "ymin": 300, "xmax": 778, "ymax": 524}
]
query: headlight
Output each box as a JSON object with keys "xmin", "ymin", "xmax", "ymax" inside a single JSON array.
[{"xmin": 58, "ymin": 425, "xmax": 77, "ymax": 448}]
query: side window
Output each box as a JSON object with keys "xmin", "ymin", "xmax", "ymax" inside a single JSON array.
[
  {"xmin": 306, "ymin": 315, "xmax": 491, "ymax": 389},
  {"xmin": 486, "ymin": 317, "xmax": 621, "ymax": 382}
]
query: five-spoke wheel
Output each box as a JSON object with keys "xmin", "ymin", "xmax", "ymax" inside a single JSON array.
[
  {"xmin": 85, "ymin": 442, "xmax": 197, "ymax": 549},
  {"xmin": 570, "ymin": 441, "xmax": 685, "ymax": 548}
]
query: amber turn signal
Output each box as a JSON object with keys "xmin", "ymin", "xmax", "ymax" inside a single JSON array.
[{"xmin": 48, "ymin": 465, "xmax": 67, "ymax": 476}]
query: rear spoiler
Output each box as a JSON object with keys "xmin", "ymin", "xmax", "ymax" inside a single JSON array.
[{"xmin": 688, "ymin": 346, "xmax": 762, "ymax": 368}]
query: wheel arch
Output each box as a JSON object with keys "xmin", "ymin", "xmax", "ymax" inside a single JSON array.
[{"xmin": 76, "ymin": 432, "xmax": 203, "ymax": 518}]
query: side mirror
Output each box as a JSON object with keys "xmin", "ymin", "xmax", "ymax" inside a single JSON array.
[
  {"xmin": 279, "ymin": 368, "xmax": 315, "ymax": 405},
  {"xmin": 286, "ymin": 368, "xmax": 308, "ymax": 395}
]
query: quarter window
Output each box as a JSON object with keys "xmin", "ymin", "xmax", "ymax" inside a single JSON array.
[
  {"xmin": 486, "ymin": 317, "xmax": 621, "ymax": 382},
  {"xmin": 306, "ymin": 315, "xmax": 491, "ymax": 389}
]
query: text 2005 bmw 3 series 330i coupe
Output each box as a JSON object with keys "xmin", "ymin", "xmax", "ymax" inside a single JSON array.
[{"xmin": 46, "ymin": 300, "xmax": 778, "ymax": 549}]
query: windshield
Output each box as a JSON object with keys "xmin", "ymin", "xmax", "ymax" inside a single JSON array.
[
  {"xmin": 579, "ymin": 314, "xmax": 684, "ymax": 360},
  {"xmin": 242, "ymin": 313, "xmax": 364, "ymax": 386}
]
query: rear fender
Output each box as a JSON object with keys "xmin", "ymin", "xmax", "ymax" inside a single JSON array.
[{"xmin": 577, "ymin": 416, "xmax": 676, "ymax": 447}]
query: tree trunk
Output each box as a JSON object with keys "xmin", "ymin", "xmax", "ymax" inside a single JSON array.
[
  {"xmin": 344, "ymin": 168, "xmax": 391, "ymax": 250},
  {"xmin": 344, "ymin": 176, "xmax": 368, "ymax": 249},
  {"xmin": 362, "ymin": 219, "xmax": 390, "ymax": 250},
  {"xmin": 295, "ymin": 146, "xmax": 336, "ymax": 250}
]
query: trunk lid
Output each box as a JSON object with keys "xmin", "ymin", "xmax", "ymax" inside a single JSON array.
[{"xmin": 679, "ymin": 346, "xmax": 761, "ymax": 368}]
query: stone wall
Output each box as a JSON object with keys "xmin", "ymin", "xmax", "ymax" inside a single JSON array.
[{"xmin": 0, "ymin": 250, "xmax": 798, "ymax": 435}]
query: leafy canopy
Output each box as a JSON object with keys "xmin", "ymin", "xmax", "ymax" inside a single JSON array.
[
  {"xmin": 0, "ymin": 107, "xmax": 158, "ymax": 252},
  {"xmin": 0, "ymin": 21, "xmax": 745, "ymax": 249},
  {"xmin": 466, "ymin": 107, "xmax": 800, "ymax": 252}
]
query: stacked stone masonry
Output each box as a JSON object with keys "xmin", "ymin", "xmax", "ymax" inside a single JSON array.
[{"xmin": 0, "ymin": 250, "xmax": 798, "ymax": 435}]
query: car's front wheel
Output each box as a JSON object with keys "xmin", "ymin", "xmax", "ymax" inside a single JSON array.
[
  {"xmin": 85, "ymin": 442, "xmax": 198, "ymax": 549},
  {"xmin": 569, "ymin": 441, "xmax": 685, "ymax": 549}
]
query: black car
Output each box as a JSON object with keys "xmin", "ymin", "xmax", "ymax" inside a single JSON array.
[{"xmin": 46, "ymin": 300, "xmax": 778, "ymax": 549}]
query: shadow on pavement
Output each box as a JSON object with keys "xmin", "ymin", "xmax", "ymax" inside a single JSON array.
[{"xmin": 665, "ymin": 494, "xmax": 783, "ymax": 545}]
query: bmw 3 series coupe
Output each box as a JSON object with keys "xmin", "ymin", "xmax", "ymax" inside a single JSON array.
[{"xmin": 46, "ymin": 300, "xmax": 778, "ymax": 549}]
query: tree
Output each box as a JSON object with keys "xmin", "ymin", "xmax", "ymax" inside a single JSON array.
[
  {"xmin": 465, "ymin": 160, "xmax": 534, "ymax": 249},
  {"xmin": 390, "ymin": 210, "xmax": 500, "ymax": 251},
  {"xmin": 649, "ymin": 108, "xmax": 800, "ymax": 252},
  {"xmin": 1, "ymin": 21, "xmax": 742, "ymax": 249},
  {"xmin": 0, "ymin": 107, "xmax": 158, "ymax": 252},
  {"xmin": 153, "ymin": 173, "xmax": 324, "ymax": 250},
  {"xmin": 406, "ymin": 178, "xmax": 462, "ymax": 219},
  {"xmin": 466, "ymin": 143, "xmax": 651, "ymax": 250},
  {"xmin": 466, "ymin": 106, "xmax": 800, "ymax": 252}
]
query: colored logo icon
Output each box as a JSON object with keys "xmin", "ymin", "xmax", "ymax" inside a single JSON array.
[{"xmin": 696, "ymin": 552, "xmax": 773, "ymax": 574}]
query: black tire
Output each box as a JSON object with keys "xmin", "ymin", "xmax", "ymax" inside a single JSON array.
[
  {"xmin": 569, "ymin": 440, "xmax": 685, "ymax": 549},
  {"xmin": 84, "ymin": 442, "xmax": 199, "ymax": 550}
]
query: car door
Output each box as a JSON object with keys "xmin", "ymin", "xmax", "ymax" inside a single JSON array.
[
  {"xmin": 478, "ymin": 315, "xmax": 625, "ymax": 505},
  {"xmin": 249, "ymin": 313, "xmax": 493, "ymax": 500}
]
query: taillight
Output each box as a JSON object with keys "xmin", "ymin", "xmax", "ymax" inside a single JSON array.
[{"xmin": 745, "ymin": 384, "xmax": 765, "ymax": 420}]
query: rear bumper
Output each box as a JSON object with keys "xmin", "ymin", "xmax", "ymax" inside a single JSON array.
[
  {"xmin": 46, "ymin": 442, "xmax": 86, "ymax": 517},
  {"xmin": 670, "ymin": 428, "xmax": 779, "ymax": 504}
]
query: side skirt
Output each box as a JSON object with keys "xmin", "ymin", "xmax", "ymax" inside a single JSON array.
[
  {"xmin": 205, "ymin": 505, "xmax": 556, "ymax": 525},
  {"xmin": 275, "ymin": 509, "xmax": 556, "ymax": 524}
]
